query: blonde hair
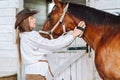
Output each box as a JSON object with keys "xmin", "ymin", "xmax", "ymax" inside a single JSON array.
[
  {"xmin": 16, "ymin": 28, "xmax": 22, "ymax": 64},
  {"xmin": 19, "ymin": 18, "xmax": 30, "ymax": 32},
  {"xmin": 16, "ymin": 17, "xmax": 30, "ymax": 65}
]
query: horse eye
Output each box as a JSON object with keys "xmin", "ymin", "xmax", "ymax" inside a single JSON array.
[
  {"xmin": 52, "ymin": 5, "xmax": 59, "ymax": 11},
  {"xmin": 52, "ymin": 5, "xmax": 57, "ymax": 10}
]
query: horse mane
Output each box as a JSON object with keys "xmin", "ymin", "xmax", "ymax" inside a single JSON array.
[{"xmin": 68, "ymin": 3, "xmax": 120, "ymax": 27}]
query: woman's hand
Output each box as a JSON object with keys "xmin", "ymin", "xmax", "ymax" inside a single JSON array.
[{"xmin": 72, "ymin": 21, "xmax": 86, "ymax": 37}]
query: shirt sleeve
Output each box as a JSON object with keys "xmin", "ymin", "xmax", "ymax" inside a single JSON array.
[{"xmin": 28, "ymin": 31, "xmax": 76, "ymax": 51}]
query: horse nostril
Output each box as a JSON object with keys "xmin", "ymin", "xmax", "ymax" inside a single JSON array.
[
  {"xmin": 47, "ymin": 15, "xmax": 51, "ymax": 19},
  {"xmin": 48, "ymin": 31, "xmax": 52, "ymax": 34}
]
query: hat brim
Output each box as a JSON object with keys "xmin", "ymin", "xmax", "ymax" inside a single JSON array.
[{"xmin": 15, "ymin": 10, "xmax": 38, "ymax": 29}]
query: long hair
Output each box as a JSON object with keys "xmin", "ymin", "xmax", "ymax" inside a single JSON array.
[
  {"xmin": 16, "ymin": 28, "xmax": 21, "ymax": 64},
  {"xmin": 16, "ymin": 18, "xmax": 30, "ymax": 65}
]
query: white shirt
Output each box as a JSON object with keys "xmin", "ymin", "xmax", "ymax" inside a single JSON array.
[{"xmin": 20, "ymin": 31, "xmax": 75, "ymax": 76}]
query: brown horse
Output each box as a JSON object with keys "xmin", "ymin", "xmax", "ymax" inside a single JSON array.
[{"xmin": 40, "ymin": 0, "xmax": 120, "ymax": 80}]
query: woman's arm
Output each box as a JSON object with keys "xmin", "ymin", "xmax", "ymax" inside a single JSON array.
[
  {"xmin": 29, "ymin": 31, "xmax": 75, "ymax": 51},
  {"xmin": 28, "ymin": 21, "xmax": 85, "ymax": 51}
]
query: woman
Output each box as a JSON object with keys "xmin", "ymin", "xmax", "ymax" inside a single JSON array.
[{"xmin": 15, "ymin": 8, "xmax": 86, "ymax": 80}]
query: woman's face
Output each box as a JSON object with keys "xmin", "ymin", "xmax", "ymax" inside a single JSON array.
[{"xmin": 28, "ymin": 16, "xmax": 36, "ymax": 30}]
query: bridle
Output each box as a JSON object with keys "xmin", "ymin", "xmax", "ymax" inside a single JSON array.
[
  {"xmin": 39, "ymin": 3, "xmax": 86, "ymax": 39},
  {"xmin": 39, "ymin": 4, "xmax": 69, "ymax": 39}
]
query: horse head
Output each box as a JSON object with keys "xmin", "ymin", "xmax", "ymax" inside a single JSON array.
[{"xmin": 40, "ymin": 0, "xmax": 78, "ymax": 39}]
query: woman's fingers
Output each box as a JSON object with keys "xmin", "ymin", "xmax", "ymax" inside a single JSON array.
[{"xmin": 78, "ymin": 21, "xmax": 86, "ymax": 28}]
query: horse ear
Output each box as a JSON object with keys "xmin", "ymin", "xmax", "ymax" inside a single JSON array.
[{"xmin": 52, "ymin": 0, "xmax": 60, "ymax": 5}]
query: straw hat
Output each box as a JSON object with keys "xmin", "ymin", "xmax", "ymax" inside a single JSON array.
[{"xmin": 15, "ymin": 8, "xmax": 38, "ymax": 29}]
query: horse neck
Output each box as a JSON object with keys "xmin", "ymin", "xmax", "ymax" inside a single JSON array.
[
  {"xmin": 83, "ymin": 24, "xmax": 103, "ymax": 50},
  {"xmin": 71, "ymin": 15, "xmax": 103, "ymax": 51}
]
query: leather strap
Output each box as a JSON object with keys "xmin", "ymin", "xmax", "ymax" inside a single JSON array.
[
  {"xmin": 77, "ymin": 26, "xmax": 85, "ymax": 31},
  {"xmin": 38, "ymin": 60, "xmax": 55, "ymax": 80}
]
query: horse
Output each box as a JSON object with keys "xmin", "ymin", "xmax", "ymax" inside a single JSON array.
[{"xmin": 40, "ymin": 0, "xmax": 120, "ymax": 80}]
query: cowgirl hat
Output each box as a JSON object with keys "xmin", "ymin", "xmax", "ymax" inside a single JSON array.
[{"xmin": 15, "ymin": 8, "xmax": 38, "ymax": 29}]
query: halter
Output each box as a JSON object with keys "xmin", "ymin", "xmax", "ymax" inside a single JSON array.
[{"xmin": 39, "ymin": 3, "xmax": 69, "ymax": 39}]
